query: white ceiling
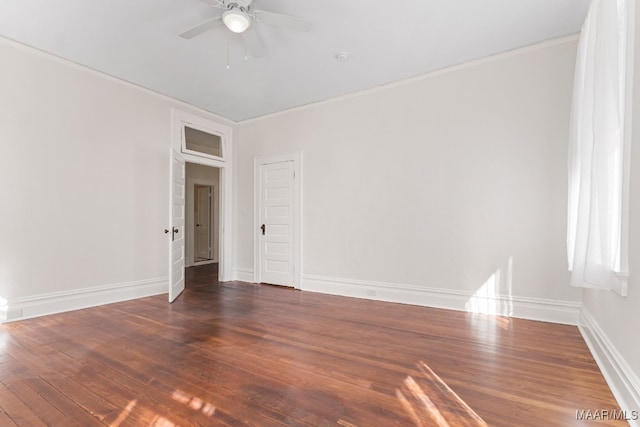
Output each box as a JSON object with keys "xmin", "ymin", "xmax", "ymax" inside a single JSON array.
[{"xmin": 0, "ymin": 0, "xmax": 588, "ymax": 122}]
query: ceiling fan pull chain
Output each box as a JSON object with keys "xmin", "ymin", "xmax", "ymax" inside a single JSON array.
[{"xmin": 226, "ymin": 43, "xmax": 231, "ymax": 69}]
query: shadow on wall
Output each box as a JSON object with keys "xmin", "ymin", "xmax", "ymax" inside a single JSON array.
[{"xmin": 465, "ymin": 256, "xmax": 514, "ymax": 317}]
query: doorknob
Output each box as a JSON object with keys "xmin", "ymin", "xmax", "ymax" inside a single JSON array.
[
  {"xmin": 165, "ymin": 227, "xmax": 179, "ymax": 241},
  {"xmin": 260, "ymin": 224, "xmax": 266, "ymax": 235}
]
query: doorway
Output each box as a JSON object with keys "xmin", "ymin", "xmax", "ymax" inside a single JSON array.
[
  {"xmin": 194, "ymin": 185, "xmax": 213, "ymax": 263},
  {"xmin": 186, "ymin": 163, "xmax": 220, "ymax": 268},
  {"xmin": 169, "ymin": 109, "xmax": 233, "ymax": 302}
]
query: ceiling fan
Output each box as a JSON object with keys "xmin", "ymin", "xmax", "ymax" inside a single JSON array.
[{"xmin": 179, "ymin": 0, "xmax": 311, "ymax": 55}]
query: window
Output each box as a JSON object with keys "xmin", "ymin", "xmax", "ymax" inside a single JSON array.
[{"xmin": 182, "ymin": 125, "xmax": 225, "ymax": 161}]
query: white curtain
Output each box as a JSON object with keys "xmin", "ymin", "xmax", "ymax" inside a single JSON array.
[{"xmin": 567, "ymin": 0, "xmax": 633, "ymax": 294}]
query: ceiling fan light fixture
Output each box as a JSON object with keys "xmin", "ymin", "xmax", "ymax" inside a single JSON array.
[{"xmin": 223, "ymin": 9, "xmax": 251, "ymax": 33}]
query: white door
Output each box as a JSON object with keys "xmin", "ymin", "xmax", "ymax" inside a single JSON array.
[
  {"xmin": 258, "ymin": 161, "xmax": 295, "ymax": 286},
  {"xmin": 169, "ymin": 149, "xmax": 186, "ymax": 302},
  {"xmin": 195, "ymin": 185, "xmax": 212, "ymax": 260}
]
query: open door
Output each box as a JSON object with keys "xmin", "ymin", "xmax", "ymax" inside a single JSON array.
[{"xmin": 169, "ymin": 149, "xmax": 186, "ymax": 302}]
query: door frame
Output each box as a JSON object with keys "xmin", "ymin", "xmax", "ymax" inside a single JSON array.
[
  {"xmin": 187, "ymin": 180, "xmax": 218, "ymax": 267},
  {"xmin": 254, "ymin": 151, "xmax": 302, "ymax": 289},
  {"xmin": 171, "ymin": 109, "xmax": 232, "ymax": 286}
]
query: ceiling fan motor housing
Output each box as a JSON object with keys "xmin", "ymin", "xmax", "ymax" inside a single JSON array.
[{"xmin": 223, "ymin": 0, "xmax": 253, "ymax": 11}]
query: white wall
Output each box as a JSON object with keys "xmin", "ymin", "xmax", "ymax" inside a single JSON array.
[
  {"xmin": 0, "ymin": 37, "xmax": 234, "ymax": 318},
  {"xmin": 580, "ymin": 3, "xmax": 640, "ymax": 415},
  {"xmin": 235, "ymin": 38, "xmax": 582, "ymax": 320},
  {"xmin": 186, "ymin": 163, "xmax": 220, "ymax": 265}
]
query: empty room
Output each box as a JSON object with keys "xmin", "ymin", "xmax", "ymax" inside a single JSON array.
[{"xmin": 1, "ymin": 0, "xmax": 639, "ymax": 426}]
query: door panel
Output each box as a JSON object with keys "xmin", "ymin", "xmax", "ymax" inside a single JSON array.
[
  {"xmin": 195, "ymin": 185, "xmax": 211, "ymax": 260},
  {"xmin": 259, "ymin": 161, "xmax": 294, "ymax": 286},
  {"xmin": 169, "ymin": 150, "xmax": 186, "ymax": 302}
]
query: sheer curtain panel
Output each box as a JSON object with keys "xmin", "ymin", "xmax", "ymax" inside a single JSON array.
[{"xmin": 567, "ymin": 0, "xmax": 634, "ymax": 295}]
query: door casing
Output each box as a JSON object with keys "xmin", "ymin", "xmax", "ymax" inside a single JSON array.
[{"xmin": 170, "ymin": 109, "xmax": 233, "ymax": 296}]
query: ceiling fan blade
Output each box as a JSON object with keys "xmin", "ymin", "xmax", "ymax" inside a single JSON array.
[
  {"xmin": 179, "ymin": 17, "xmax": 224, "ymax": 39},
  {"xmin": 242, "ymin": 30, "xmax": 266, "ymax": 58},
  {"xmin": 254, "ymin": 10, "xmax": 312, "ymax": 32}
]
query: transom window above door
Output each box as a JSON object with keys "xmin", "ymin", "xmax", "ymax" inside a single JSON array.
[{"xmin": 182, "ymin": 125, "xmax": 225, "ymax": 161}]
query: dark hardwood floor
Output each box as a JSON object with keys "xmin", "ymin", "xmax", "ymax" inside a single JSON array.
[{"xmin": 0, "ymin": 264, "xmax": 626, "ymax": 426}]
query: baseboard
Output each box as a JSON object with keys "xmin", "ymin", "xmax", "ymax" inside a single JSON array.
[
  {"xmin": 301, "ymin": 274, "xmax": 581, "ymax": 325},
  {"xmin": 0, "ymin": 277, "xmax": 168, "ymax": 323},
  {"xmin": 186, "ymin": 259, "xmax": 219, "ymax": 268},
  {"xmin": 191, "ymin": 260, "xmax": 218, "ymax": 267},
  {"xmin": 579, "ymin": 307, "xmax": 640, "ymax": 426},
  {"xmin": 233, "ymin": 268, "xmax": 255, "ymax": 283}
]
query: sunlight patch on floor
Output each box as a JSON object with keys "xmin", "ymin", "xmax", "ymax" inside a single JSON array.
[
  {"xmin": 397, "ymin": 378, "xmax": 449, "ymax": 427},
  {"xmin": 172, "ymin": 389, "xmax": 216, "ymax": 416},
  {"xmin": 149, "ymin": 415, "xmax": 177, "ymax": 426},
  {"xmin": 108, "ymin": 389, "xmax": 217, "ymax": 426},
  {"xmin": 397, "ymin": 361, "xmax": 488, "ymax": 427},
  {"xmin": 496, "ymin": 316, "xmax": 512, "ymax": 330},
  {"xmin": 110, "ymin": 399, "xmax": 137, "ymax": 427}
]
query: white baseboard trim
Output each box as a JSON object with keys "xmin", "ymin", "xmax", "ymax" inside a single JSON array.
[
  {"xmin": 191, "ymin": 260, "xmax": 218, "ymax": 267},
  {"xmin": 579, "ymin": 307, "xmax": 640, "ymax": 426},
  {"xmin": 187, "ymin": 259, "xmax": 219, "ymax": 268},
  {"xmin": 301, "ymin": 274, "xmax": 581, "ymax": 325},
  {"xmin": 233, "ymin": 268, "xmax": 255, "ymax": 283},
  {"xmin": 0, "ymin": 277, "xmax": 168, "ymax": 323}
]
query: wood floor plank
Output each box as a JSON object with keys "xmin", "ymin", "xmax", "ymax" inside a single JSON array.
[
  {"xmin": 0, "ymin": 263, "xmax": 627, "ymax": 426},
  {"xmin": 21, "ymin": 330, "xmax": 220, "ymax": 426},
  {"xmin": 0, "ymin": 347, "xmax": 103, "ymax": 426},
  {"xmin": 0, "ymin": 365, "xmax": 74, "ymax": 426},
  {"xmin": 16, "ymin": 309, "xmax": 311, "ymax": 426},
  {"xmin": 0, "ymin": 380, "xmax": 44, "ymax": 427},
  {"xmin": 21, "ymin": 376, "xmax": 104, "ymax": 427},
  {"xmin": 56, "ymin": 314, "xmax": 333, "ymax": 426},
  {"xmin": 2, "ymin": 332, "xmax": 126, "ymax": 424},
  {"xmin": 0, "ymin": 410, "xmax": 18, "ymax": 427},
  {"xmin": 105, "ymin": 307, "xmax": 414, "ymax": 425}
]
